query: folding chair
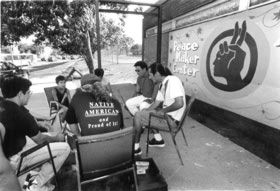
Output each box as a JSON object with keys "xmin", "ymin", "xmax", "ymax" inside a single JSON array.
[
  {"xmin": 16, "ymin": 142, "xmax": 58, "ymax": 188},
  {"xmin": 146, "ymin": 93, "xmax": 196, "ymax": 165},
  {"xmin": 43, "ymin": 86, "xmax": 64, "ymax": 132},
  {"xmin": 75, "ymin": 126, "xmax": 138, "ymax": 191}
]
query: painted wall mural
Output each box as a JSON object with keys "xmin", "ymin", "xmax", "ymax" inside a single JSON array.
[{"xmin": 168, "ymin": 2, "xmax": 280, "ymax": 129}]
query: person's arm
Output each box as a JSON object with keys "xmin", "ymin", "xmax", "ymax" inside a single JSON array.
[
  {"xmin": 151, "ymin": 83, "xmax": 160, "ymax": 101},
  {"xmin": 51, "ymin": 88, "xmax": 59, "ymax": 102},
  {"xmin": 143, "ymin": 83, "xmax": 160, "ymax": 104},
  {"xmin": 106, "ymin": 83, "xmax": 114, "ymax": 96},
  {"xmin": 69, "ymin": 124, "xmax": 80, "ymax": 136},
  {"xmin": 30, "ymin": 111, "xmax": 54, "ymax": 121},
  {"xmin": 66, "ymin": 89, "xmax": 71, "ymax": 103},
  {"xmin": 145, "ymin": 100, "xmax": 162, "ymax": 111},
  {"xmin": 0, "ymin": 124, "xmax": 21, "ymax": 191},
  {"xmin": 133, "ymin": 83, "xmax": 141, "ymax": 97},
  {"xmin": 31, "ymin": 131, "xmax": 65, "ymax": 144},
  {"xmin": 157, "ymin": 96, "xmax": 184, "ymax": 115}
]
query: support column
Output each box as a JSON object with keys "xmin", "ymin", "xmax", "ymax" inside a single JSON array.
[
  {"xmin": 156, "ymin": 5, "xmax": 162, "ymax": 64},
  {"xmin": 95, "ymin": 0, "xmax": 102, "ymax": 69}
]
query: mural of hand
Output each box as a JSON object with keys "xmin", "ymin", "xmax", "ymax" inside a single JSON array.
[{"xmin": 213, "ymin": 21, "xmax": 247, "ymax": 87}]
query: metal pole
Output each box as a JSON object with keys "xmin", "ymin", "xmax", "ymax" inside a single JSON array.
[
  {"xmin": 95, "ymin": 0, "xmax": 102, "ymax": 69},
  {"xmin": 142, "ymin": 18, "xmax": 144, "ymax": 62},
  {"xmin": 157, "ymin": 5, "xmax": 162, "ymax": 64}
]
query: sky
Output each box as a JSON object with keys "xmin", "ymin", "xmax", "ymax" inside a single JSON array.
[
  {"xmin": 102, "ymin": 1, "xmax": 160, "ymax": 45},
  {"xmin": 123, "ymin": 14, "xmax": 143, "ymax": 44}
]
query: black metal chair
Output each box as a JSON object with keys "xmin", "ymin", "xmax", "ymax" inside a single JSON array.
[
  {"xmin": 145, "ymin": 94, "xmax": 196, "ymax": 165},
  {"xmin": 75, "ymin": 126, "xmax": 138, "ymax": 191},
  {"xmin": 16, "ymin": 142, "xmax": 58, "ymax": 188}
]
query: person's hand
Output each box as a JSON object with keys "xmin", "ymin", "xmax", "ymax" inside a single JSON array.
[
  {"xmin": 151, "ymin": 109, "xmax": 164, "ymax": 117},
  {"xmin": 155, "ymin": 109, "xmax": 165, "ymax": 116},
  {"xmin": 56, "ymin": 133, "xmax": 65, "ymax": 142},
  {"xmin": 213, "ymin": 21, "xmax": 247, "ymax": 84},
  {"xmin": 143, "ymin": 99, "xmax": 153, "ymax": 104},
  {"xmin": 48, "ymin": 115, "xmax": 56, "ymax": 120}
]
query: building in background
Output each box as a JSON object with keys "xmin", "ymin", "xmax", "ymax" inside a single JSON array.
[{"xmin": 143, "ymin": 0, "xmax": 280, "ymax": 168}]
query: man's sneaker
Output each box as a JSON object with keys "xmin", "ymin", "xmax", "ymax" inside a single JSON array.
[
  {"xmin": 134, "ymin": 148, "xmax": 142, "ymax": 155},
  {"xmin": 148, "ymin": 138, "xmax": 165, "ymax": 147}
]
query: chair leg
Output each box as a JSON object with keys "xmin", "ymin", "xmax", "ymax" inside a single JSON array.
[
  {"xmin": 132, "ymin": 166, "xmax": 139, "ymax": 191},
  {"xmin": 146, "ymin": 127, "xmax": 150, "ymax": 157},
  {"xmin": 181, "ymin": 128, "xmax": 188, "ymax": 147},
  {"xmin": 170, "ymin": 135, "xmax": 184, "ymax": 165},
  {"xmin": 74, "ymin": 150, "xmax": 82, "ymax": 191},
  {"xmin": 47, "ymin": 144, "xmax": 59, "ymax": 189}
]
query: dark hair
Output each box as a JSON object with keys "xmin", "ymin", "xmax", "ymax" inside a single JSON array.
[
  {"xmin": 91, "ymin": 82, "xmax": 112, "ymax": 102},
  {"xmin": 94, "ymin": 68, "xmax": 104, "ymax": 78},
  {"xmin": 0, "ymin": 76, "xmax": 32, "ymax": 98},
  {"xmin": 55, "ymin": 75, "xmax": 66, "ymax": 84},
  {"xmin": 134, "ymin": 61, "xmax": 148, "ymax": 70},
  {"xmin": 149, "ymin": 62, "xmax": 172, "ymax": 76}
]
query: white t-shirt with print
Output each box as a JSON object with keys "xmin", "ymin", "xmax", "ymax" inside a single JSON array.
[{"xmin": 156, "ymin": 75, "xmax": 186, "ymax": 121}]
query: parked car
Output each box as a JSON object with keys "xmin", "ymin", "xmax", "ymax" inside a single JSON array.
[{"xmin": 0, "ymin": 61, "xmax": 30, "ymax": 80}]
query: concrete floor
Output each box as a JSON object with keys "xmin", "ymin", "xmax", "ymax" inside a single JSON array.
[{"xmin": 26, "ymin": 82, "xmax": 280, "ymax": 191}]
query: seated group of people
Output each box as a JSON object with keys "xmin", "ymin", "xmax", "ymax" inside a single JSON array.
[
  {"xmin": 125, "ymin": 61, "xmax": 186, "ymax": 155},
  {"xmin": 0, "ymin": 61, "xmax": 186, "ymax": 190}
]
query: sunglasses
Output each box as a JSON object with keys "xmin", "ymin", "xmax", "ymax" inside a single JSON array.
[{"xmin": 135, "ymin": 69, "xmax": 140, "ymax": 72}]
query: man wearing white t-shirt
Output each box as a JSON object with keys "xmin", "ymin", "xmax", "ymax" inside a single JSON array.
[{"xmin": 133, "ymin": 62, "xmax": 186, "ymax": 155}]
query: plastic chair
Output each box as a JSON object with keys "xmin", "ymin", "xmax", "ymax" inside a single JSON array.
[
  {"xmin": 75, "ymin": 126, "xmax": 138, "ymax": 191},
  {"xmin": 146, "ymin": 94, "xmax": 196, "ymax": 165},
  {"xmin": 16, "ymin": 142, "xmax": 58, "ymax": 188}
]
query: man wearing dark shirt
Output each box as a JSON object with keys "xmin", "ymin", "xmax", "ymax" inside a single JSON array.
[
  {"xmin": 125, "ymin": 61, "xmax": 155, "ymax": 115},
  {"xmin": 0, "ymin": 123, "xmax": 21, "ymax": 191},
  {"xmin": 0, "ymin": 76, "xmax": 70, "ymax": 190},
  {"xmin": 65, "ymin": 74, "xmax": 124, "ymax": 136}
]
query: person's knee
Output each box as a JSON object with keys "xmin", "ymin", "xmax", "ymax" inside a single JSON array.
[
  {"xmin": 139, "ymin": 102, "xmax": 149, "ymax": 111},
  {"xmin": 50, "ymin": 142, "xmax": 71, "ymax": 156},
  {"xmin": 125, "ymin": 98, "xmax": 132, "ymax": 107},
  {"xmin": 63, "ymin": 143, "xmax": 71, "ymax": 155}
]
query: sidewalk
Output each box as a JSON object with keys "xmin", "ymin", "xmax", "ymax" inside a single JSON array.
[{"xmin": 28, "ymin": 83, "xmax": 280, "ymax": 191}]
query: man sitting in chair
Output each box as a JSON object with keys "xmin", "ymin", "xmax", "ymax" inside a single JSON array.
[
  {"xmin": 0, "ymin": 123, "xmax": 21, "ymax": 191},
  {"xmin": 133, "ymin": 63, "xmax": 186, "ymax": 155},
  {"xmin": 65, "ymin": 74, "xmax": 124, "ymax": 136},
  {"xmin": 0, "ymin": 76, "xmax": 70, "ymax": 191},
  {"xmin": 125, "ymin": 61, "xmax": 155, "ymax": 116}
]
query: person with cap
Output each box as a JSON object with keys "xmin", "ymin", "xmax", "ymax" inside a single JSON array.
[{"xmin": 65, "ymin": 74, "xmax": 124, "ymax": 136}]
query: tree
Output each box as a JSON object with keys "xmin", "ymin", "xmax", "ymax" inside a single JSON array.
[
  {"xmin": 1, "ymin": 1, "xmax": 129, "ymax": 73},
  {"xmin": 130, "ymin": 44, "xmax": 142, "ymax": 56}
]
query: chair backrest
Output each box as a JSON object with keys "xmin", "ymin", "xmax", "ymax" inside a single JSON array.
[
  {"xmin": 76, "ymin": 126, "xmax": 134, "ymax": 181},
  {"xmin": 176, "ymin": 93, "xmax": 196, "ymax": 132},
  {"xmin": 44, "ymin": 86, "xmax": 56, "ymax": 107}
]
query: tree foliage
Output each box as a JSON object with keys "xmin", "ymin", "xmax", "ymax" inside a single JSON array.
[{"xmin": 1, "ymin": 0, "xmax": 135, "ymax": 72}]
